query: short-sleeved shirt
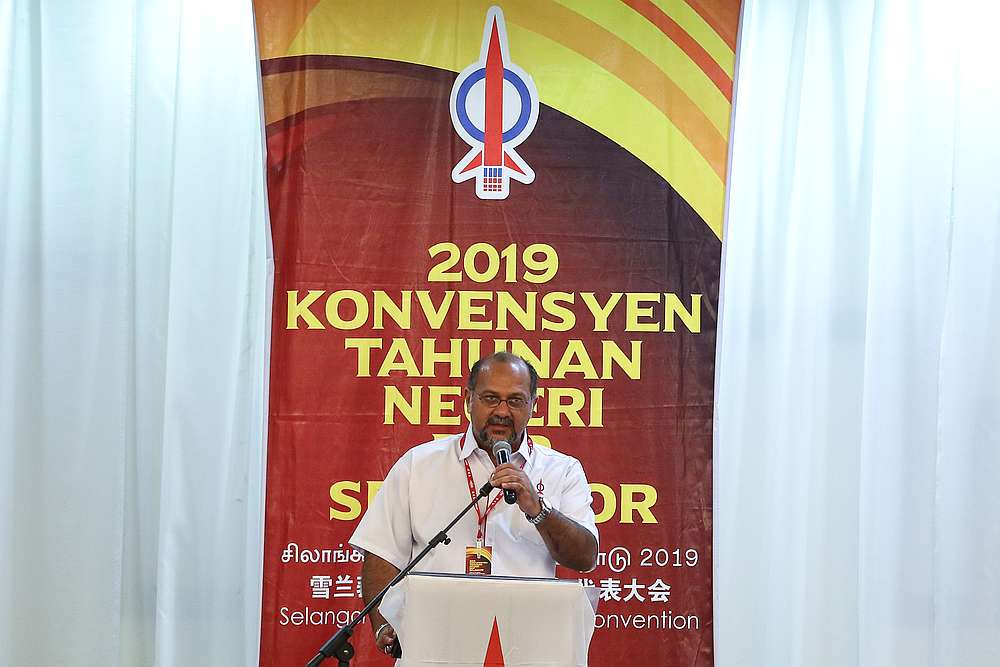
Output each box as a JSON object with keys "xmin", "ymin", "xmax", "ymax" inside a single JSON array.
[{"xmin": 349, "ymin": 427, "xmax": 599, "ymax": 577}]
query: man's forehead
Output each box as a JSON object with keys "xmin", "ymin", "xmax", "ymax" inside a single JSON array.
[{"xmin": 474, "ymin": 360, "xmax": 531, "ymax": 392}]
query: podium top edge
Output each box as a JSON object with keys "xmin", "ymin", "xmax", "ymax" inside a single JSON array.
[{"xmin": 408, "ymin": 571, "xmax": 582, "ymax": 585}]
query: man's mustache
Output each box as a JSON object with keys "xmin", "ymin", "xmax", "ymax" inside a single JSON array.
[{"xmin": 487, "ymin": 416, "xmax": 513, "ymax": 427}]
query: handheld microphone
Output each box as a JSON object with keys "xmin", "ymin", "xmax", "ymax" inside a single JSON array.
[{"xmin": 491, "ymin": 440, "xmax": 518, "ymax": 505}]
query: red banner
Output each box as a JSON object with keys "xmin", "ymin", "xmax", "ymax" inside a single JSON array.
[{"xmin": 256, "ymin": 3, "xmax": 737, "ymax": 664}]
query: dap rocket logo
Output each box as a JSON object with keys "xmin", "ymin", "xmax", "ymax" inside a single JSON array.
[{"xmin": 450, "ymin": 6, "xmax": 539, "ymax": 200}]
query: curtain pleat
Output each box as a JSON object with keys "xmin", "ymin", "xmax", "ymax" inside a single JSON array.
[
  {"xmin": 0, "ymin": 1, "xmax": 270, "ymax": 665},
  {"xmin": 716, "ymin": 2, "xmax": 1000, "ymax": 666}
]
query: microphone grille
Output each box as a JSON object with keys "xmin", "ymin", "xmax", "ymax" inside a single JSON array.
[{"xmin": 491, "ymin": 440, "xmax": 512, "ymax": 456}]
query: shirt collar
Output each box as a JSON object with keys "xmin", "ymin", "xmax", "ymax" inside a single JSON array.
[{"xmin": 459, "ymin": 425, "xmax": 531, "ymax": 465}]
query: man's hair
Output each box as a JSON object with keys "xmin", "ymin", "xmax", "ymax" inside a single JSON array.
[{"xmin": 467, "ymin": 352, "xmax": 539, "ymax": 397}]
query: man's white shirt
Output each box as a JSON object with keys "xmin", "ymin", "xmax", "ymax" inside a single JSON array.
[{"xmin": 349, "ymin": 427, "xmax": 599, "ymax": 577}]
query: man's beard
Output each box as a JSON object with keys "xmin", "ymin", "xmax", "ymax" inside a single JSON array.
[{"xmin": 475, "ymin": 416, "xmax": 522, "ymax": 447}]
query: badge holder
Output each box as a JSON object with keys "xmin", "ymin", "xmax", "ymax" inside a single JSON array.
[{"xmin": 305, "ymin": 481, "xmax": 495, "ymax": 666}]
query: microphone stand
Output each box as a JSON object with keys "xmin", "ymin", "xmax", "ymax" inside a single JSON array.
[{"xmin": 305, "ymin": 481, "xmax": 495, "ymax": 666}]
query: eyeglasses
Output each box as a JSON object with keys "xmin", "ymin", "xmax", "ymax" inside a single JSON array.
[{"xmin": 474, "ymin": 392, "xmax": 531, "ymax": 410}]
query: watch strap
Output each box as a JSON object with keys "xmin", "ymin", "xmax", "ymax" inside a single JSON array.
[{"xmin": 526, "ymin": 497, "xmax": 552, "ymax": 525}]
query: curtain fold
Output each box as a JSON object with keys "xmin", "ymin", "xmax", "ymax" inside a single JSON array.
[
  {"xmin": 0, "ymin": 1, "xmax": 270, "ymax": 665},
  {"xmin": 716, "ymin": 1, "xmax": 1000, "ymax": 666}
]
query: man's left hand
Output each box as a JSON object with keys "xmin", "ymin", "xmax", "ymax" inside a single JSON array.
[{"xmin": 490, "ymin": 463, "xmax": 541, "ymax": 516}]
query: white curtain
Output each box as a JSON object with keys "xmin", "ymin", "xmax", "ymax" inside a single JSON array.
[
  {"xmin": 0, "ymin": 1, "xmax": 270, "ymax": 665},
  {"xmin": 716, "ymin": 1, "xmax": 1000, "ymax": 666}
]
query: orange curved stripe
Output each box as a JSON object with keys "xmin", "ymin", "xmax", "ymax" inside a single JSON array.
[
  {"xmin": 685, "ymin": 0, "xmax": 740, "ymax": 51},
  {"xmin": 520, "ymin": 2, "xmax": 728, "ymax": 180},
  {"xmin": 621, "ymin": 0, "xmax": 732, "ymax": 100}
]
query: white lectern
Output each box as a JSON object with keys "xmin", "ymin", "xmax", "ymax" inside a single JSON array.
[{"xmin": 379, "ymin": 573, "xmax": 598, "ymax": 666}]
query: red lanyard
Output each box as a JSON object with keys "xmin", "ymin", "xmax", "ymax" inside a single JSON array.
[{"xmin": 463, "ymin": 436, "xmax": 534, "ymax": 545}]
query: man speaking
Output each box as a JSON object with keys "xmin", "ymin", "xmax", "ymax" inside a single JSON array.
[{"xmin": 349, "ymin": 352, "xmax": 599, "ymax": 656}]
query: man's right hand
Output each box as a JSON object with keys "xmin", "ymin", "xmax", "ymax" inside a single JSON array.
[
  {"xmin": 374, "ymin": 621, "xmax": 397, "ymax": 656},
  {"xmin": 362, "ymin": 551, "xmax": 402, "ymax": 658}
]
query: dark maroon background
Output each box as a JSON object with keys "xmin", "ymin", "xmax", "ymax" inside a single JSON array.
[{"xmin": 260, "ymin": 56, "xmax": 719, "ymax": 666}]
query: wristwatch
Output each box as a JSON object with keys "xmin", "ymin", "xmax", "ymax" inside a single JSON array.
[{"xmin": 526, "ymin": 497, "xmax": 553, "ymax": 525}]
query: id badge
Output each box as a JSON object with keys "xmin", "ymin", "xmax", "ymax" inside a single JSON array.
[{"xmin": 465, "ymin": 545, "xmax": 493, "ymax": 576}]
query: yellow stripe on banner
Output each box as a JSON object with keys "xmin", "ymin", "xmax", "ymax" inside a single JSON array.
[
  {"xmin": 551, "ymin": 0, "xmax": 731, "ymax": 136},
  {"xmin": 511, "ymin": 27, "xmax": 725, "ymax": 236},
  {"xmin": 286, "ymin": 0, "xmax": 726, "ymax": 236},
  {"xmin": 288, "ymin": 1, "xmax": 487, "ymax": 72},
  {"xmin": 650, "ymin": 0, "xmax": 735, "ymax": 72},
  {"xmin": 511, "ymin": 1, "xmax": 728, "ymax": 176}
]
